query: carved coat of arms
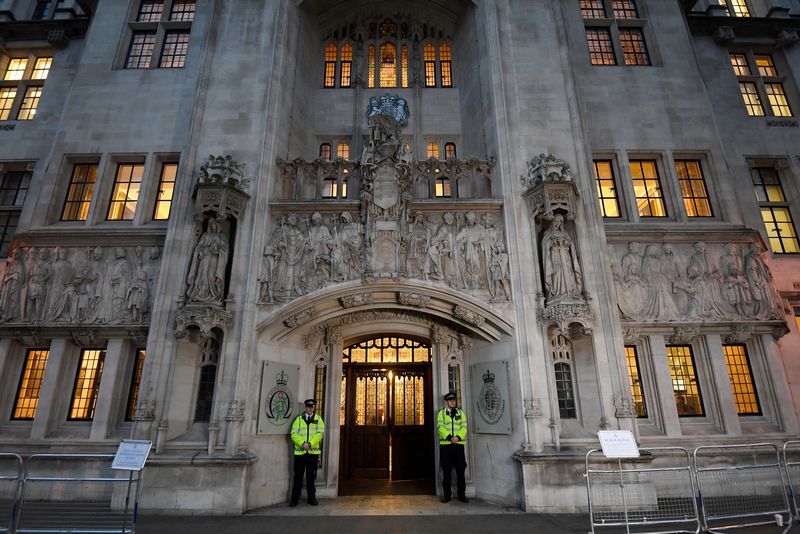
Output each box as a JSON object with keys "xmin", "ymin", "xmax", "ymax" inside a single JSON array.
[
  {"xmin": 264, "ymin": 370, "xmax": 294, "ymax": 426},
  {"xmin": 477, "ymin": 369, "xmax": 505, "ymax": 425}
]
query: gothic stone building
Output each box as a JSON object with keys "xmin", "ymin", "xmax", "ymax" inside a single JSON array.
[{"xmin": 0, "ymin": 0, "xmax": 798, "ymax": 514}]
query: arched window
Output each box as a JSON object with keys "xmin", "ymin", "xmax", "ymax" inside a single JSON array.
[
  {"xmin": 319, "ymin": 143, "xmax": 332, "ymax": 160},
  {"xmin": 379, "ymin": 42, "xmax": 397, "ymax": 88},
  {"xmin": 426, "ymin": 141, "xmax": 439, "ymax": 160},
  {"xmin": 324, "ymin": 42, "xmax": 337, "ymax": 88},
  {"xmin": 401, "ymin": 45, "xmax": 409, "ymax": 88},
  {"xmin": 424, "ymin": 42, "xmax": 436, "ymax": 87},
  {"xmin": 322, "ymin": 176, "xmax": 338, "ymax": 198},
  {"xmin": 368, "ymin": 45, "xmax": 376, "ymax": 88},
  {"xmin": 337, "ymin": 142, "xmax": 350, "ymax": 160},
  {"xmin": 435, "ymin": 175, "xmax": 451, "ymax": 198},
  {"xmin": 551, "ymin": 334, "xmax": 576, "ymax": 419},
  {"xmin": 342, "ymin": 167, "xmax": 349, "ymax": 198},
  {"xmin": 440, "ymin": 43, "xmax": 453, "ymax": 87},
  {"xmin": 445, "ymin": 142, "xmax": 457, "ymax": 160},
  {"xmin": 340, "ymin": 43, "xmax": 352, "ymax": 87},
  {"xmin": 194, "ymin": 336, "xmax": 219, "ymax": 423}
]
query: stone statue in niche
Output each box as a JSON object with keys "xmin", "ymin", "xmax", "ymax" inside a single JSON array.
[
  {"xmin": 490, "ymin": 242, "xmax": 511, "ymax": 301},
  {"xmin": 186, "ymin": 219, "xmax": 230, "ymax": 304},
  {"xmin": 110, "ymin": 247, "xmax": 132, "ymax": 322},
  {"xmin": 456, "ymin": 211, "xmax": 491, "ymax": 290},
  {"xmin": 0, "ymin": 248, "xmax": 24, "ymax": 322},
  {"xmin": 720, "ymin": 244, "xmax": 752, "ymax": 317},
  {"xmin": 258, "ymin": 245, "xmax": 277, "ymax": 304},
  {"xmin": 540, "ymin": 214, "xmax": 583, "ymax": 304},
  {"xmin": 430, "ymin": 212, "xmax": 460, "ymax": 287},
  {"xmin": 271, "ymin": 213, "xmax": 308, "ymax": 297},
  {"xmin": 24, "ymin": 248, "xmax": 51, "ymax": 322}
]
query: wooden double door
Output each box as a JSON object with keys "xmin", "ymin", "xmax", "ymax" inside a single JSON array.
[{"xmin": 341, "ymin": 364, "xmax": 434, "ymax": 482}]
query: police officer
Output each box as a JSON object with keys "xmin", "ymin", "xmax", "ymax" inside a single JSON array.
[
  {"xmin": 289, "ymin": 399, "xmax": 325, "ymax": 506},
  {"xmin": 437, "ymin": 391, "xmax": 468, "ymax": 503}
]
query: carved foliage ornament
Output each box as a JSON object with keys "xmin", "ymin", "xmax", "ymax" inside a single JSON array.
[
  {"xmin": 198, "ymin": 155, "xmax": 251, "ymax": 194},
  {"xmin": 453, "ymin": 305, "xmax": 485, "ymax": 327},
  {"xmin": 340, "ymin": 293, "xmax": 374, "ymax": 308},
  {"xmin": 398, "ymin": 292, "xmax": 430, "ymax": 308},
  {"xmin": 284, "ymin": 306, "xmax": 316, "ymax": 328},
  {"xmin": 175, "ymin": 303, "xmax": 234, "ymax": 338}
]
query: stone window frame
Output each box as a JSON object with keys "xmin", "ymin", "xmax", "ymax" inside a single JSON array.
[
  {"xmin": 591, "ymin": 154, "xmax": 628, "ymax": 220},
  {"xmin": 580, "ymin": 0, "xmax": 659, "ymax": 68},
  {"xmin": 0, "ymin": 161, "xmax": 34, "ymax": 258},
  {"xmin": 621, "ymin": 151, "xmax": 680, "ymax": 223},
  {"xmin": 11, "ymin": 348, "xmax": 50, "ymax": 421},
  {"xmin": 669, "ymin": 151, "xmax": 724, "ymax": 223},
  {"xmin": 67, "ymin": 348, "xmax": 107, "ymax": 422},
  {"xmin": 118, "ymin": 0, "xmax": 194, "ymax": 71},
  {"xmin": 124, "ymin": 348, "xmax": 147, "ymax": 422},
  {"xmin": 746, "ymin": 157, "xmax": 800, "ymax": 255},
  {"xmin": 0, "ymin": 52, "xmax": 52, "ymax": 122},
  {"xmin": 625, "ymin": 338, "xmax": 662, "ymax": 432},
  {"xmin": 317, "ymin": 138, "xmax": 352, "ymax": 200},
  {"xmin": 729, "ymin": 49, "xmax": 797, "ymax": 119},
  {"xmin": 720, "ymin": 337, "xmax": 782, "ymax": 429},
  {"xmin": 719, "ymin": 0, "xmax": 753, "ymax": 17}
]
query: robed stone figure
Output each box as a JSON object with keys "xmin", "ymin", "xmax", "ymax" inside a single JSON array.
[{"xmin": 186, "ymin": 219, "xmax": 229, "ymax": 304}]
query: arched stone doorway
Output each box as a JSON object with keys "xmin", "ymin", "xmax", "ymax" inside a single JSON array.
[{"xmin": 339, "ymin": 335, "xmax": 436, "ymax": 495}]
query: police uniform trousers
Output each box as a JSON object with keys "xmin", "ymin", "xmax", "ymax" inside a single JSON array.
[
  {"xmin": 440, "ymin": 444, "xmax": 466, "ymax": 499},
  {"xmin": 291, "ymin": 453, "xmax": 318, "ymax": 503}
]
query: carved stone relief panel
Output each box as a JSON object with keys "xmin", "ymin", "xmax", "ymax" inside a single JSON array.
[
  {"xmin": 609, "ymin": 241, "xmax": 782, "ymax": 323},
  {"xmin": 0, "ymin": 245, "xmax": 161, "ymax": 326}
]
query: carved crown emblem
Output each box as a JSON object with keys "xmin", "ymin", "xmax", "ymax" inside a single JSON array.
[
  {"xmin": 198, "ymin": 154, "xmax": 250, "ymax": 193},
  {"xmin": 483, "ymin": 369, "xmax": 495, "ymax": 384},
  {"xmin": 367, "ymin": 94, "xmax": 409, "ymax": 126},
  {"xmin": 276, "ymin": 370, "xmax": 289, "ymax": 386}
]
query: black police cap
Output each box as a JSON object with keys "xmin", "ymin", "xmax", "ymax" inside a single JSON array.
[
  {"xmin": 304, "ymin": 399, "xmax": 316, "ymax": 407},
  {"xmin": 443, "ymin": 392, "xmax": 457, "ymax": 401}
]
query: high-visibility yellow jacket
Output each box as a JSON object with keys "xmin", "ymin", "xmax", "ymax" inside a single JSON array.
[
  {"xmin": 290, "ymin": 413, "xmax": 325, "ymax": 455},
  {"xmin": 437, "ymin": 408, "xmax": 467, "ymax": 445}
]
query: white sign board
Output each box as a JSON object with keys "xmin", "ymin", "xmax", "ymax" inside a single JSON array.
[
  {"xmin": 112, "ymin": 440, "xmax": 152, "ymax": 471},
  {"xmin": 597, "ymin": 431, "xmax": 639, "ymax": 458}
]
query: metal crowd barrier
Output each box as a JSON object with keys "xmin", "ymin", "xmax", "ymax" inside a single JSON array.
[
  {"xmin": 693, "ymin": 443, "xmax": 792, "ymax": 533},
  {"xmin": 585, "ymin": 447, "xmax": 701, "ymax": 533},
  {"xmin": 783, "ymin": 441, "xmax": 800, "ymax": 520},
  {"xmin": 0, "ymin": 455, "xmax": 23, "ymax": 533},
  {"xmin": 15, "ymin": 454, "xmax": 140, "ymax": 534}
]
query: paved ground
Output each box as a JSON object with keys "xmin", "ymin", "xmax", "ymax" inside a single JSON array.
[{"xmin": 136, "ymin": 496, "xmax": 799, "ymax": 533}]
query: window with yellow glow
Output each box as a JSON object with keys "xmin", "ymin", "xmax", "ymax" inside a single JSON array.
[
  {"xmin": 4, "ymin": 59, "xmax": 27, "ymax": 81},
  {"xmin": 624, "ymin": 346, "xmax": 647, "ymax": 417},
  {"xmin": 721, "ymin": 0, "xmax": 750, "ymax": 16},
  {"xmin": 619, "ymin": 29, "xmax": 649, "ymax": 65},
  {"xmin": 340, "ymin": 43, "xmax": 352, "ymax": 88},
  {"xmin": 68, "ymin": 349, "xmax": 106, "ymax": 421},
  {"xmin": 731, "ymin": 52, "xmax": 794, "ymax": 117},
  {"xmin": 755, "ymin": 55, "xmax": 778, "ymax": 76},
  {"xmin": 154, "ymin": 162, "xmax": 177, "ymax": 220},
  {"xmin": 107, "ymin": 163, "xmax": 144, "ymax": 221},
  {"xmin": 379, "ymin": 43, "xmax": 397, "ymax": 88},
  {"xmin": 440, "ymin": 44, "xmax": 453, "ymax": 87},
  {"xmin": 322, "ymin": 177, "xmax": 338, "ymax": 199},
  {"xmin": 342, "ymin": 337, "xmax": 431, "ymax": 364},
  {"xmin": 580, "ymin": 0, "xmax": 606, "ymax": 18},
  {"xmin": 0, "ymin": 88, "xmax": 16, "ymax": 121},
  {"xmin": 729, "ymin": 53, "xmax": 749, "ymax": 76},
  {"xmin": 125, "ymin": 349, "xmax": 146, "ymax": 421},
  {"xmin": 666, "ymin": 345, "xmax": 704, "ymax": 417},
  {"xmin": 424, "ymin": 42, "xmax": 436, "ymax": 87},
  {"xmin": 426, "ymin": 142, "xmax": 439, "ymax": 160},
  {"xmin": 675, "ymin": 160, "xmax": 713, "ymax": 217},
  {"xmin": 314, "ymin": 365, "xmax": 327, "ymax": 420},
  {"xmin": 401, "ymin": 45, "xmax": 409, "ymax": 88},
  {"xmin": 435, "ymin": 176, "xmax": 451, "ymax": 198},
  {"xmin": 31, "ymin": 57, "xmax": 52, "ymax": 80},
  {"xmin": 12, "ymin": 349, "xmax": 49, "ymax": 420},
  {"xmin": 17, "ymin": 87, "xmax": 42, "ymax": 121},
  {"xmin": 324, "ymin": 42, "xmax": 337, "ymax": 88},
  {"xmin": 337, "ymin": 143, "xmax": 349, "ymax": 160},
  {"xmin": 723, "ymin": 344, "xmax": 761, "ymax": 415},
  {"xmin": 586, "ymin": 29, "xmax": 616, "ymax": 65},
  {"xmin": 61, "ymin": 164, "xmax": 98, "ymax": 222},
  {"xmin": 368, "ymin": 45, "xmax": 376, "ymax": 88},
  {"xmin": 593, "ymin": 160, "xmax": 620, "ymax": 218},
  {"xmin": 765, "ymin": 83, "xmax": 792, "ymax": 116},
  {"xmin": 752, "ymin": 167, "xmax": 800, "ymax": 253},
  {"xmin": 630, "ymin": 160, "xmax": 667, "ymax": 217}
]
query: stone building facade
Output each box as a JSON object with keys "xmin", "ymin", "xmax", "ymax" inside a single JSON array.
[{"xmin": 0, "ymin": 0, "xmax": 798, "ymax": 513}]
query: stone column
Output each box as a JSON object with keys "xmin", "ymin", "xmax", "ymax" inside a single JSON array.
[
  {"xmin": 648, "ymin": 335, "xmax": 682, "ymax": 437},
  {"xmin": 705, "ymin": 334, "xmax": 741, "ymax": 435},
  {"xmin": 323, "ymin": 330, "xmax": 343, "ymax": 495},
  {"xmin": 31, "ymin": 338, "xmax": 72, "ymax": 440},
  {"xmin": 90, "ymin": 338, "xmax": 128, "ymax": 441}
]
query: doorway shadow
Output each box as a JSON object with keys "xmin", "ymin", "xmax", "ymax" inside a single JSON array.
[{"xmin": 338, "ymin": 478, "xmax": 435, "ymax": 496}]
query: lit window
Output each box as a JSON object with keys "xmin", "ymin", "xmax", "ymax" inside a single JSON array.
[
  {"xmin": 435, "ymin": 176, "xmax": 451, "ymax": 198},
  {"xmin": 137, "ymin": 0, "xmax": 163, "ymax": 22},
  {"xmin": 755, "ymin": 55, "xmax": 778, "ymax": 77},
  {"xmin": 107, "ymin": 163, "xmax": 144, "ymax": 221},
  {"xmin": 593, "ymin": 160, "xmax": 620, "ymax": 217},
  {"xmin": 612, "ymin": 0, "xmax": 639, "ymax": 18},
  {"xmin": 160, "ymin": 31, "xmax": 190, "ymax": 68},
  {"xmin": 314, "ymin": 366, "xmax": 327, "ymax": 421},
  {"xmin": 624, "ymin": 346, "xmax": 646, "ymax": 417},
  {"xmin": 340, "ymin": 43, "xmax": 352, "ymax": 88},
  {"xmin": 31, "ymin": 57, "xmax": 52, "ymax": 80},
  {"xmin": 319, "ymin": 143, "xmax": 331, "ymax": 160},
  {"xmin": 760, "ymin": 207, "xmax": 800, "ymax": 253},
  {"xmin": 581, "ymin": 0, "xmax": 606, "ymax": 18},
  {"xmin": 68, "ymin": 349, "xmax": 106, "ymax": 421},
  {"xmin": 752, "ymin": 167, "xmax": 786, "ymax": 203},
  {"xmin": 739, "ymin": 82, "xmax": 765, "ymax": 116},
  {"xmin": 630, "ymin": 160, "xmax": 667, "ymax": 217},
  {"xmin": 666, "ymin": 345, "xmax": 704, "ymax": 417},
  {"xmin": 620, "ymin": 29, "xmax": 649, "ymax": 65},
  {"xmin": 723, "ymin": 345, "xmax": 761, "ymax": 415},
  {"xmin": 444, "ymin": 143, "xmax": 457, "ymax": 160},
  {"xmin": 126, "ymin": 349, "xmax": 147, "ymax": 421},
  {"xmin": 170, "ymin": 0, "xmax": 195, "ymax": 22},
  {"xmin": 729, "ymin": 53, "xmax": 750, "ymax": 76},
  {"xmin": 4, "ymin": 59, "xmax": 28, "ymax": 81},
  {"xmin": 12, "ymin": 350, "xmax": 49, "ymax": 420},
  {"xmin": 401, "ymin": 45, "xmax": 409, "ymax": 88},
  {"xmin": 586, "ymin": 29, "xmax": 616, "ymax": 65},
  {"xmin": 17, "ymin": 87, "xmax": 42, "ymax": 121},
  {"xmin": 324, "ymin": 42, "xmax": 337, "ymax": 88},
  {"xmin": 721, "ymin": 0, "xmax": 750, "ymax": 17},
  {"xmin": 675, "ymin": 160, "xmax": 713, "ymax": 217},
  {"xmin": 153, "ymin": 162, "xmax": 177, "ymax": 220},
  {"xmin": 426, "ymin": 142, "xmax": 439, "ymax": 160},
  {"xmin": 322, "ymin": 177, "xmax": 338, "ymax": 198},
  {"xmin": 368, "ymin": 45, "xmax": 375, "ymax": 89},
  {"xmin": 61, "ymin": 164, "xmax": 98, "ymax": 221},
  {"xmin": 765, "ymin": 83, "xmax": 792, "ymax": 116},
  {"xmin": 126, "ymin": 31, "xmax": 156, "ymax": 69},
  {"xmin": 555, "ymin": 362, "xmax": 577, "ymax": 419},
  {"xmin": 337, "ymin": 143, "xmax": 349, "ymax": 160},
  {"xmin": 795, "ymin": 307, "xmax": 800, "ymax": 333},
  {"xmin": 440, "ymin": 43, "xmax": 453, "ymax": 87},
  {"xmin": 424, "ymin": 42, "xmax": 436, "ymax": 87},
  {"xmin": 0, "ymin": 88, "xmax": 17, "ymax": 120},
  {"xmin": 379, "ymin": 42, "xmax": 397, "ymax": 88}
]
